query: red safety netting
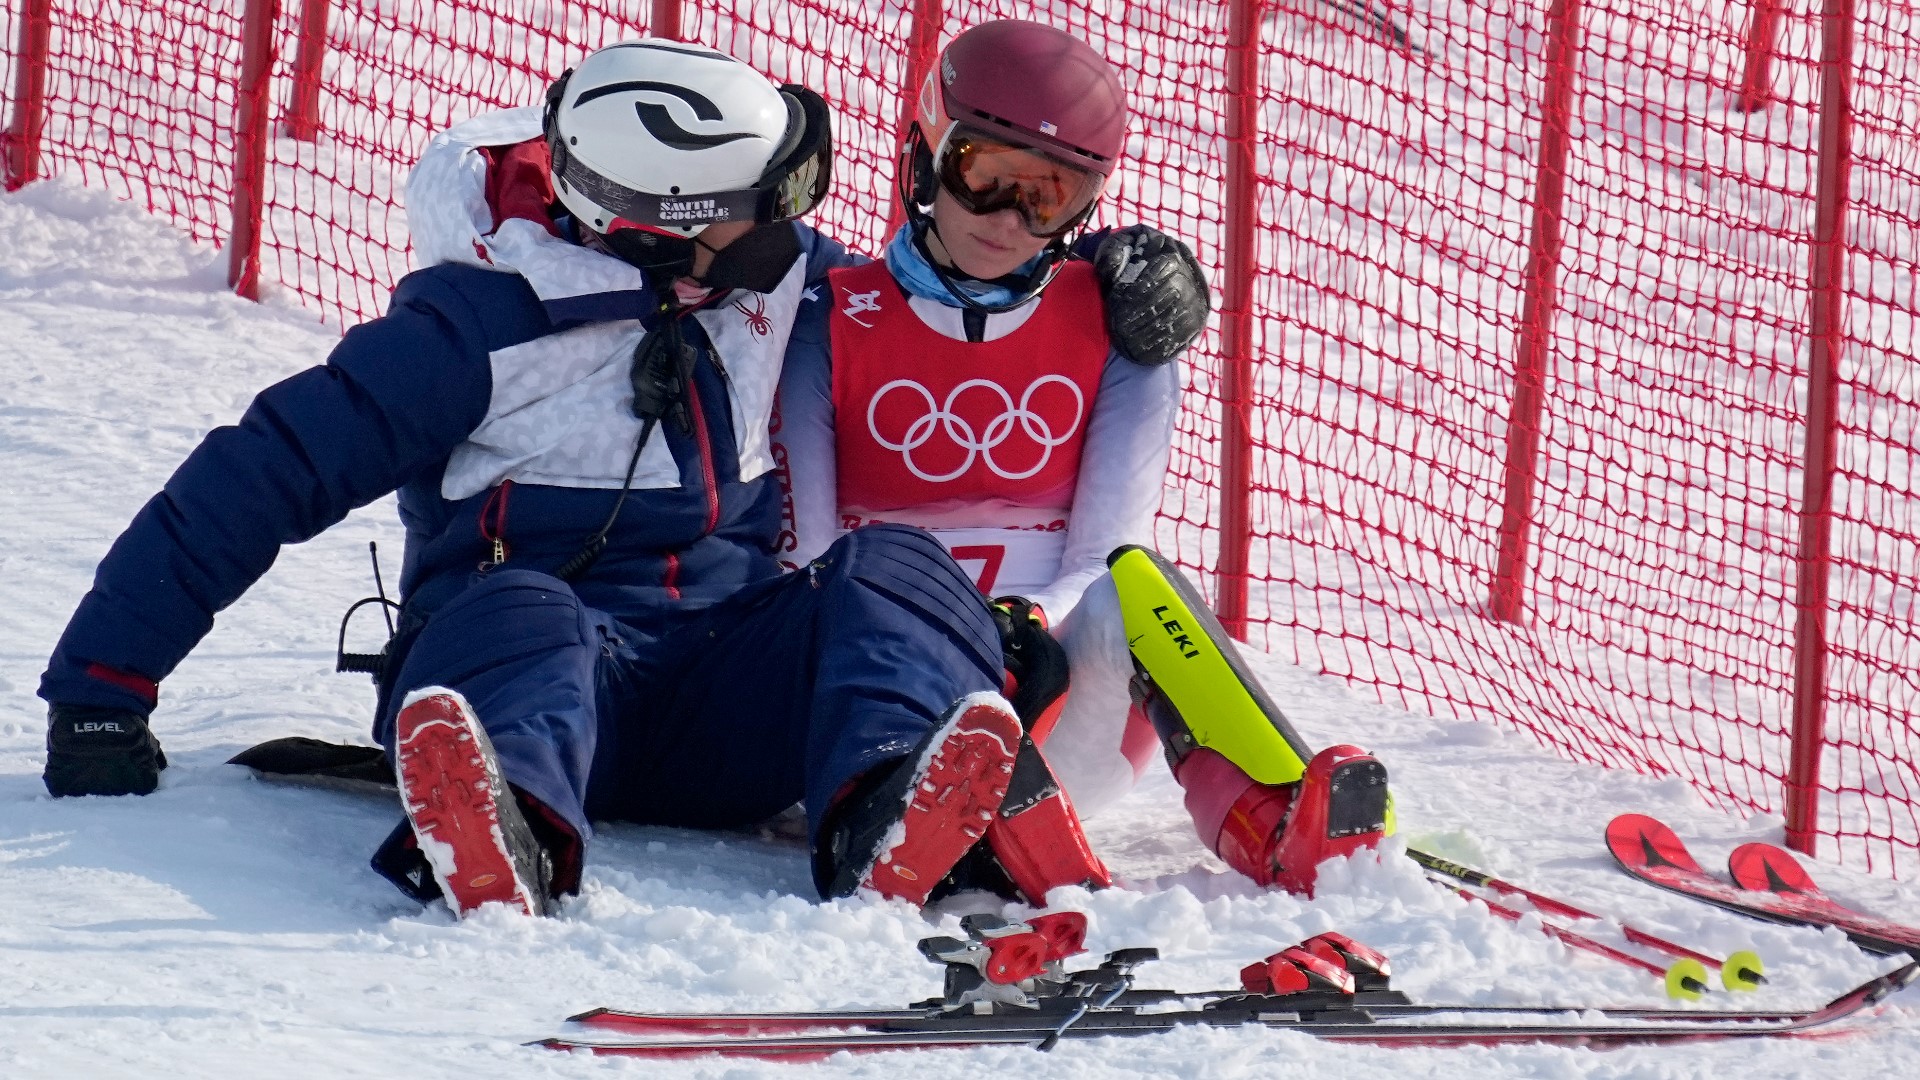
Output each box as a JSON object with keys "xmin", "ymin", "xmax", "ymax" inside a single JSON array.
[
  {"xmin": 3, "ymin": 0, "xmax": 241, "ymax": 241},
  {"xmin": 1251, "ymin": 0, "xmax": 1817, "ymax": 791},
  {"xmin": 5, "ymin": 0, "xmax": 1919, "ymax": 873},
  {"xmin": 256, "ymin": 1, "xmax": 637, "ymax": 323},
  {"xmin": 1242, "ymin": 0, "xmax": 1919, "ymax": 873}
]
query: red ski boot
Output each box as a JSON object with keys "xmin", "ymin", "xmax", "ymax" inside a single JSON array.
[
  {"xmin": 980, "ymin": 737, "xmax": 1112, "ymax": 903},
  {"xmin": 1177, "ymin": 744, "xmax": 1391, "ymax": 896},
  {"xmin": 1269, "ymin": 744, "xmax": 1391, "ymax": 893},
  {"xmin": 816, "ymin": 692, "xmax": 1023, "ymax": 906},
  {"xmin": 393, "ymin": 687, "xmax": 552, "ymax": 917}
]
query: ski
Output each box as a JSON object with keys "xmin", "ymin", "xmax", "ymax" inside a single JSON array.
[
  {"xmin": 566, "ymin": 989, "xmax": 1816, "ymax": 1038},
  {"xmin": 535, "ymin": 961, "xmax": 1915, "ymax": 1058},
  {"xmin": 544, "ymin": 909, "xmax": 1910, "ymax": 1057},
  {"xmin": 1607, "ymin": 814, "xmax": 1920, "ymax": 957},
  {"xmin": 1411, "ymin": 847, "xmax": 1765, "ymax": 993},
  {"xmin": 1727, "ymin": 840, "xmax": 1920, "ymax": 957}
]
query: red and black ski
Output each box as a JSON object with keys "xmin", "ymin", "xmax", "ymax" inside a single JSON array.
[
  {"xmin": 1725, "ymin": 840, "xmax": 1920, "ymax": 957},
  {"xmin": 537, "ymin": 907, "xmax": 1913, "ymax": 1059},
  {"xmin": 534, "ymin": 962, "xmax": 1915, "ymax": 1058},
  {"xmin": 1607, "ymin": 814, "xmax": 1920, "ymax": 957},
  {"xmin": 564, "ymin": 991, "xmax": 1815, "ymax": 1039}
]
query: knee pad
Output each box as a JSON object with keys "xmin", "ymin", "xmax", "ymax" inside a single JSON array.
[{"xmin": 1109, "ymin": 545, "xmax": 1313, "ymax": 784}]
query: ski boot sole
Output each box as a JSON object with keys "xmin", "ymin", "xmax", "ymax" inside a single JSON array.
[
  {"xmin": 394, "ymin": 688, "xmax": 542, "ymax": 917},
  {"xmin": 984, "ymin": 737, "xmax": 1112, "ymax": 903},
  {"xmin": 862, "ymin": 695, "xmax": 1022, "ymax": 906},
  {"xmin": 1325, "ymin": 756, "xmax": 1391, "ymax": 839}
]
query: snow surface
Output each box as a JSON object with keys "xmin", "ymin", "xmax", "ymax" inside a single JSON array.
[{"xmin": 4, "ymin": 182, "xmax": 1920, "ymax": 1079}]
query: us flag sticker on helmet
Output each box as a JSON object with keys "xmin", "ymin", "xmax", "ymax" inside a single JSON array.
[{"xmin": 1039, "ymin": 120, "xmax": 1058, "ymax": 135}]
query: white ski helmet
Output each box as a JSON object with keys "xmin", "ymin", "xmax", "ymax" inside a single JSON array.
[{"xmin": 543, "ymin": 39, "xmax": 832, "ymax": 238}]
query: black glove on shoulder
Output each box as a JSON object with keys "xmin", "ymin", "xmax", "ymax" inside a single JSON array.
[
  {"xmin": 45, "ymin": 703, "xmax": 167, "ymax": 797},
  {"xmin": 1091, "ymin": 224, "xmax": 1213, "ymax": 367}
]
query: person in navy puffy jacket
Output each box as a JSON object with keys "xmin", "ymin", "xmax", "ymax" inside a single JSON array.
[{"xmin": 38, "ymin": 38, "xmax": 1209, "ymax": 916}]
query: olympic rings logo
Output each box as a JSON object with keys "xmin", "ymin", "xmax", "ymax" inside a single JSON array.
[{"xmin": 866, "ymin": 376, "xmax": 1085, "ymax": 483}]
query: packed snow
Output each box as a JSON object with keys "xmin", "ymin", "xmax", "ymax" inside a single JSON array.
[{"xmin": 2, "ymin": 181, "xmax": 1917, "ymax": 1078}]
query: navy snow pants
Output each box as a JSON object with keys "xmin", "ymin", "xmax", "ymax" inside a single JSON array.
[{"xmin": 374, "ymin": 524, "xmax": 1003, "ymax": 850}]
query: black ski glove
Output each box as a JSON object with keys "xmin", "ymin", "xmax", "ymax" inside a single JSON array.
[
  {"xmin": 1091, "ymin": 224, "xmax": 1213, "ymax": 367},
  {"xmin": 44, "ymin": 703, "xmax": 168, "ymax": 797}
]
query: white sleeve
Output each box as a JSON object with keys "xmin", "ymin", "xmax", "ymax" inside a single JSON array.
[
  {"xmin": 1026, "ymin": 352, "xmax": 1180, "ymax": 619},
  {"xmin": 773, "ymin": 294, "xmax": 841, "ymax": 568}
]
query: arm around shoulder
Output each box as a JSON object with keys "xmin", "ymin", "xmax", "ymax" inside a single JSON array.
[
  {"xmin": 1087, "ymin": 225, "xmax": 1212, "ymax": 368},
  {"xmin": 796, "ymin": 222, "xmax": 869, "ymax": 285}
]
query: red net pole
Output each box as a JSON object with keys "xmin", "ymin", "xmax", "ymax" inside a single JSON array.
[
  {"xmin": 226, "ymin": 0, "xmax": 279, "ymax": 299},
  {"xmin": 1216, "ymin": 0, "xmax": 1263, "ymax": 639},
  {"xmin": 2, "ymin": 0, "xmax": 52, "ymax": 190},
  {"xmin": 1738, "ymin": 0, "xmax": 1786, "ymax": 113},
  {"xmin": 1786, "ymin": 0, "xmax": 1858, "ymax": 859},
  {"xmin": 282, "ymin": 0, "xmax": 333, "ymax": 142},
  {"xmin": 1489, "ymin": 0, "xmax": 1584, "ymax": 625},
  {"xmin": 651, "ymin": 0, "xmax": 684, "ymax": 41},
  {"xmin": 886, "ymin": 0, "xmax": 944, "ymax": 233}
]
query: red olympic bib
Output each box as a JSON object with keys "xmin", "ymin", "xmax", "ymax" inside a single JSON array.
[{"xmin": 829, "ymin": 259, "xmax": 1110, "ymax": 516}]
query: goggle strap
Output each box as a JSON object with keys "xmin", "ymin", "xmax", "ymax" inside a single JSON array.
[{"xmin": 762, "ymin": 91, "xmax": 809, "ymax": 181}]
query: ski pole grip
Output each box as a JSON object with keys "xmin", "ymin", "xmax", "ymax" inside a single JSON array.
[{"xmin": 1406, "ymin": 847, "xmax": 1489, "ymax": 885}]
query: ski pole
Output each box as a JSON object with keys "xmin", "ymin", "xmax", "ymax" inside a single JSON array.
[
  {"xmin": 1411, "ymin": 848, "xmax": 1764, "ymax": 991},
  {"xmin": 1432, "ymin": 877, "xmax": 1713, "ymax": 999}
]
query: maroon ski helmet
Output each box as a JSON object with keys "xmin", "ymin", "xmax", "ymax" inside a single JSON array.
[{"xmin": 915, "ymin": 20, "xmax": 1129, "ymax": 176}]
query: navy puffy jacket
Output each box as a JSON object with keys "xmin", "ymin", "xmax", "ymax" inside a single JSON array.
[{"xmin": 38, "ymin": 259, "xmax": 808, "ymax": 714}]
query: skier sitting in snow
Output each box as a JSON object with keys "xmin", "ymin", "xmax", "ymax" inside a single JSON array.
[
  {"xmin": 35, "ymin": 38, "xmax": 1209, "ymax": 916},
  {"xmin": 775, "ymin": 20, "xmax": 1393, "ymax": 901}
]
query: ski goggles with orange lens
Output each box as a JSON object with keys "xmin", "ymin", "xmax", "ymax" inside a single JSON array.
[{"xmin": 934, "ymin": 125, "xmax": 1106, "ymax": 238}]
